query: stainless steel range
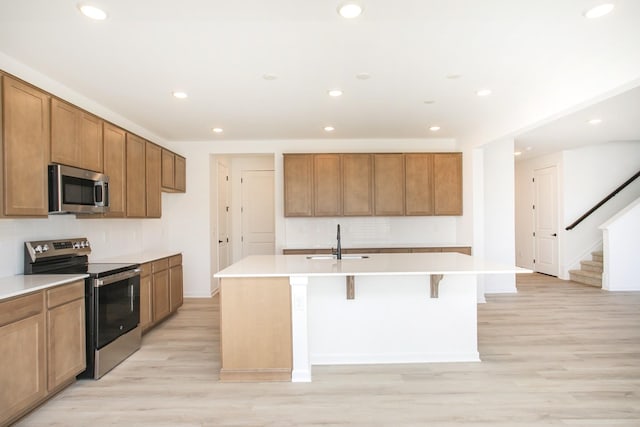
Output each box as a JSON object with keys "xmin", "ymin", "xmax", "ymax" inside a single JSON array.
[{"xmin": 24, "ymin": 238, "xmax": 141, "ymax": 379}]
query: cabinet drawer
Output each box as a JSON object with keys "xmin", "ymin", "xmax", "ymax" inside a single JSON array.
[
  {"xmin": 169, "ymin": 254, "xmax": 182, "ymax": 267},
  {"xmin": 139, "ymin": 262, "xmax": 151, "ymax": 277},
  {"xmin": 47, "ymin": 281, "xmax": 85, "ymax": 309},
  {"xmin": 0, "ymin": 292, "xmax": 43, "ymax": 326},
  {"xmin": 152, "ymin": 258, "xmax": 169, "ymax": 273}
]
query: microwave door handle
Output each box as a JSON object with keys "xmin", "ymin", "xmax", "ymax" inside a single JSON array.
[
  {"xmin": 94, "ymin": 182, "xmax": 105, "ymax": 207},
  {"xmin": 103, "ymin": 182, "xmax": 109, "ymax": 207}
]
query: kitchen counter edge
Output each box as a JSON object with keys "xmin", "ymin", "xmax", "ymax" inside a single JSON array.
[{"xmin": 0, "ymin": 274, "xmax": 90, "ymax": 301}]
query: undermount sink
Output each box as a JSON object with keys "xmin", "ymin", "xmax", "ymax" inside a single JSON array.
[{"xmin": 306, "ymin": 255, "xmax": 370, "ymax": 260}]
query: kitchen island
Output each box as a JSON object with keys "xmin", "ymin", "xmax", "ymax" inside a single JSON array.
[{"xmin": 214, "ymin": 252, "xmax": 528, "ymax": 382}]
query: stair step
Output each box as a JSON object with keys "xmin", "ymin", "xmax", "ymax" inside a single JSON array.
[
  {"xmin": 580, "ymin": 260, "xmax": 603, "ymax": 273},
  {"xmin": 569, "ymin": 269, "xmax": 602, "ymax": 288},
  {"xmin": 592, "ymin": 251, "xmax": 603, "ymax": 263}
]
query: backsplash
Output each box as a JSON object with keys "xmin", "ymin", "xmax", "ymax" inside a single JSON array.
[{"xmin": 283, "ymin": 216, "xmax": 459, "ymax": 249}]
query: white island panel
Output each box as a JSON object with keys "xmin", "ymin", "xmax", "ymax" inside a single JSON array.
[{"xmin": 307, "ymin": 274, "xmax": 479, "ymax": 365}]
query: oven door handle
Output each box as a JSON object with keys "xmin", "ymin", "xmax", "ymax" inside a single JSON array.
[{"xmin": 95, "ymin": 268, "xmax": 141, "ymax": 287}]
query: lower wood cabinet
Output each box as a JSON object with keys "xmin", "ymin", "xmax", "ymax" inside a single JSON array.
[
  {"xmin": 139, "ymin": 253, "xmax": 184, "ymax": 334},
  {"xmin": 169, "ymin": 255, "xmax": 184, "ymax": 312},
  {"xmin": 46, "ymin": 281, "xmax": 86, "ymax": 392},
  {"xmin": 139, "ymin": 263, "xmax": 153, "ymax": 332},
  {"xmin": 0, "ymin": 280, "xmax": 85, "ymax": 426},
  {"xmin": 219, "ymin": 277, "xmax": 292, "ymax": 382}
]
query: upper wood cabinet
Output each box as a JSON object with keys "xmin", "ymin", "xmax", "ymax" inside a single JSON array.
[
  {"xmin": 283, "ymin": 152, "xmax": 462, "ymax": 218},
  {"xmin": 342, "ymin": 154, "xmax": 373, "ymax": 216},
  {"xmin": 145, "ymin": 142, "xmax": 162, "ymax": 218},
  {"xmin": 374, "ymin": 154, "xmax": 405, "ymax": 216},
  {"xmin": 102, "ymin": 123, "xmax": 127, "ymax": 217},
  {"xmin": 284, "ymin": 154, "xmax": 313, "ymax": 217},
  {"xmin": 161, "ymin": 149, "xmax": 175, "ymax": 190},
  {"xmin": 51, "ymin": 98, "xmax": 103, "ymax": 172},
  {"xmin": 125, "ymin": 133, "xmax": 146, "ymax": 218},
  {"xmin": 161, "ymin": 149, "xmax": 186, "ymax": 193},
  {"xmin": 434, "ymin": 153, "xmax": 462, "ymax": 215},
  {"xmin": 174, "ymin": 155, "xmax": 186, "ymax": 192},
  {"xmin": 1, "ymin": 75, "xmax": 50, "ymax": 217},
  {"xmin": 405, "ymin": 153, "xmax": 434, "ymax": 216},
  {"xmin": 313, "ymin": 154, "xmax": 342, "ymax": 216}
]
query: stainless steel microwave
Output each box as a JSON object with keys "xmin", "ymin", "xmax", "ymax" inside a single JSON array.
[{"xmin": 48, "ymin": 164, "xmax": 110, "ymax": 214}]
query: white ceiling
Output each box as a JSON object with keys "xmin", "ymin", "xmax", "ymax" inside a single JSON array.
[{"xmin": 1, "ymin": 0, "xmax": 639, "ymax": 155}]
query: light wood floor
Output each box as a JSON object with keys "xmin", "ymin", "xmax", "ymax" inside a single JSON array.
[{"xmin": 15, "ymin": 274, "xmax": 640, "ymax": 426}]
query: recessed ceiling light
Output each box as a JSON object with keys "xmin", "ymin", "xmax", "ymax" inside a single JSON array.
[
  {"xmin": 328, "ymin": 89, "xmax": 343, "ymax": 97},
  {"xmin": 324, "ymin": 126, "xmax": 335, "ymax": 132},
  {"xmin": 476, "ymin": 89, "xmax": 492, "ymax": 97},
  {"xmin": 587, "ymin": 118, "xmax": 602, "ymax": 125},
  {"xmin": 355, "ymin": 72, "xmax": 371, "ymax": 80},
  {"xmin": 423, "ymin": 100, "xmax": 435, "ymax": 105},
  {"xmin": 262, "ymin": 73, "xmax": 278, "ymax": 81},
  {"xmin": 172, "ymin": 91, "xmax": 188, "ymax": 99},
  {"xmin": 429, "ymin": 126, "xmax": 441, "ymax": 132},
  {"xmin": 337, "ymin": 3, "xmax": 363, "ymax": 19},
  {"xmin": 78, "ymin": 4, "xmax": 107, "ymax": 20},
  {"xmin": 584, "ymin": 3, "xmax": 614, "ymax": 19},
  {"xmin": 514, "ymin": 151, "xmax": 522, "ymax": 156},
  {"xmin": 446, "ymin": 74, "xmax": 462, "ymax": 79},
  {"xmin": 525, "ymin": 146, "xmax": 533, "ymax": 151},
  {"xmin": 212, "ymin": 127, "xmax": 224, "ymax": 134}
]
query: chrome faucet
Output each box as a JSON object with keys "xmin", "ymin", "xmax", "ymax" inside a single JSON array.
[{"xmin": 333, "ymin": 224, "xmax": 342, "ymax": 260}]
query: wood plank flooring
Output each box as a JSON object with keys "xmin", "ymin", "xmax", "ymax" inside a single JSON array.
[{"xmin": 15, "ymin": 274, "xmax": 640, "ymax": 426}]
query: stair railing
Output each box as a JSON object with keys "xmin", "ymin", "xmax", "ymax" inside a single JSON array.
[{"xmin": 566, "ymin": 169, "xmax": 640, "ymax": 231}]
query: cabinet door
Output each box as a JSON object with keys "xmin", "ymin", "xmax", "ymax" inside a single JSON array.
[
  {"xmin": 161, "ymin": 149, "xmax": 175, "ymax": 190},
  {"xmin": 51, "ymin": 98, "xmax": 80, "ymax": 168},
  {"xmin": 342, "ymin": 154, "xmax": 373, "ymax": 216},
  {"xmin": 47, "ymin": 298, "xmax": 85, "ymax": 391},
  {"xmin": 145, "ymin": 142, "xmax": 162, "ymax": 218},
  {"xmin": 283, "ymin": 154, "xmax": 313, "ymax": 217},
  {"xmin": 174, "ymin": 155, "xmax": 186, "ymax": 192},
  {"xmin": 405, "ymin": 153, "xmax": 434, "ymax": 215},
  {"xmin": 78, "ymin": 112, "xmax": 103, "ymax": 172},
  {"xmin": 103, "ymin": 123, "xmax": 127, "ymax": 217},
  {"xmin": 313, "ymin": 154, "xmax": 341, "ymax": 216},
  {"xmin": 0, "ymin": 302, "xmax": 46, "ymax": 426},
  {"xmin": 169, "ymin": 264, "xmax": 183, "ymax": 312},
  {"xmin": 152, "ymin": 270, "xmax": 170, "ymax": 322},
  {"xmin": 125, "ymin": 133, "xmax": 146, "ymax": 217},
  {"xmin": 139, "ymin": 272, "xmax": 152, "ymax": 331},
  {"xmin": 434, "ymin": 153, "xmax": 462, "ymax": 215},
  {"xmin": 1, "ymin": 75, "xmax": 50, "ymax": 217},
  {"xmin": 374, "ymin": 153, "xmax": 405, "ymax": 216}
]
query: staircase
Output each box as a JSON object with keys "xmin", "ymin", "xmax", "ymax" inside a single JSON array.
[{"xmin": 569, "ymin": 251, "xmax": 603, "ymax": 288}]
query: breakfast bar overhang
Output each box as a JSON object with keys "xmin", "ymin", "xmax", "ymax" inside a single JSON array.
[{"xmin": 214, "ymin": 253, "xmax": 529, "ymax": 382}]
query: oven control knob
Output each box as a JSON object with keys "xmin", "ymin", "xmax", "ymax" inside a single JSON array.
[
  {"xmin": 80, "ymin": 241, "xmax": 85, "ymax": 248},
  {"xmin": 73, "ymin": 242, "xmax": 80, "ymax": 249},
  {"xmin": 42, "ymin": 244, "xmax": 49, "ymax": 252},
  {"xmin": 85, "ymin": 240, "xmax": 90, "ymax": 247},
  {"xmin": 34, "ymin": 245, "xmax": 43, "ymax": 253}
]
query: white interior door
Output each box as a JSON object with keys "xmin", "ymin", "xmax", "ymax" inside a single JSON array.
[
  {"xmin": 534, "ymin": 165, "xmax": 559, "ymax": 276},
  {"xmin": 217, "ymin": 162, "xmax": 230, "ymax": 271},
  {"xmin": 241, "ymin": 170, "xmax": 275, "ymax": 257}
]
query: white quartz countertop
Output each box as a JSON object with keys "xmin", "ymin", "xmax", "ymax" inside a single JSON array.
[
  {"xmin": 93, "ymin": 250, "xmax": 181, "ymax": 264},
  {"xmin": 214, "ymin": 253, "xmax": 531, "ymax": 278},
  {"xmin": 283, "ymin": 243, "xmax": 471, "ymax": 250},
  {"xmin": 0, "ymin": 274, "xmax": 89, "ymax": 301}
]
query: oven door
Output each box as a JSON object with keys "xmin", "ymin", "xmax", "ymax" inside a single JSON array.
[{"xmin": 94, "ymin": 270, "xmax": 140, "ymax": 350}]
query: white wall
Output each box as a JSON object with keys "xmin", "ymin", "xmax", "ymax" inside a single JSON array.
[
  {"xmin": 600, "ymin": 198, "xmax": 640, "ymax": 291},
  {"xmin": 480, "ymin": 139, "xmax": 516, "ymax": 293},
  {"xmin": 562, "ymin": 141, "xmax": 640, "ymax": 277},
  {"xmin": 515, "ymin": 141, "xmax": 640, "ymax": 280}
]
